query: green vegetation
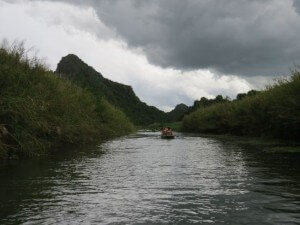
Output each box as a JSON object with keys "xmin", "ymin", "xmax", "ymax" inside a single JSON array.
[
  {"xmin": 167, "ymin": 103, "xmax": 189, "ymax": 121},
  {"xmin": 186, "ymin": 95, "xmax": 230, "ymax": 114},
  {"xmin": 183, "ymin": 71, "xmax": 300, "ymax": 141},
  {"xmin": 0, "ymin": 43, "xmax": 134, "ymax": 159},
  {"xmin": 146, "ymin": 121, "xmax": 182, "ymax": 132},
  {"xmin": 142, "ymin": 104, "xmax": 188, "ymax": 131}
]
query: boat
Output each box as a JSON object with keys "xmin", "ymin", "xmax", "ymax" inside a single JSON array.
[
  {"xmin": 161, "ymin": 134, "xmax": 175, "ymax": 139},
  {"xmin": 161, "ymin": 127, "xmax": 175, "ymax": 139}
]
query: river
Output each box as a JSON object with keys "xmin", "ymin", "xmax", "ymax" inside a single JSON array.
[{"xmin": 0, "ymin": 131, "xmax": 300, "ymax": 224}]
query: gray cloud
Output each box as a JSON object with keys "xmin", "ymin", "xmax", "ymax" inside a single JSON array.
[
  {"xmin": 294, "ymin": 0, "xmax": 300, "ymax": 13},
  {"xmin": 25, "ymin": 0, "xmax": 300, "ymax": 76}
]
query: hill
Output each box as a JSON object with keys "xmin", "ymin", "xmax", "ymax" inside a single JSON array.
[
  {"xmin": 56, "ymin": 54, "xmax": 167, "ymax": 125},
  {"xmin": 166, "ymin": 103, "xmax": 189, "ymax": 121}
]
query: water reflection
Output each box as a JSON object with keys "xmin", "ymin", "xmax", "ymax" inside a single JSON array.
[{"xmin": 0, "ymin": 132, "xmax": 299, "ymax": 224}]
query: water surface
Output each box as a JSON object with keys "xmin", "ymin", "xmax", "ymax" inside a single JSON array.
[{"xmin": 1, "ymin": 132, "xmax": 300, "ymax": 224}]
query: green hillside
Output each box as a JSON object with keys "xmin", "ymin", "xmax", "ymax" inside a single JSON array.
[{"xmin": 56, "ymin": 54, "xmax": 167, "ymax": 125}]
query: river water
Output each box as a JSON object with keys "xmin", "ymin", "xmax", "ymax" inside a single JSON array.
[{"xmin": 0, "ymin": 131, "xmax": 300, "ymax": 225}]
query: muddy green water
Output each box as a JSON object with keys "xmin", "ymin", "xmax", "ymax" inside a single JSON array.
[{"xmin": 1, "ymin": 132, "xmax": 300, "ymax": 224}]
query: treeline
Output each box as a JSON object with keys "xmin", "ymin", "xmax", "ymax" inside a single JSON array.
[
  {"xmin": 0, "ymin": 44, "xmax": 134, "ymax": 159},
  {"xmin": 182, "ymin": 71, "xmax": 300, "ymax": 140},
  {"xmin": 186, "ymin": 90, "xmax": 260, "ymax": 115}
]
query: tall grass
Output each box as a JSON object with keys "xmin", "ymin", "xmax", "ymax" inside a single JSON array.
[
  {"xmin": 182, "ymin": 71, "xmax": 300, "ymax": 140},
  {"xmin": 0, "ymin": 43, "xmax": 134, "ymax": 159}
]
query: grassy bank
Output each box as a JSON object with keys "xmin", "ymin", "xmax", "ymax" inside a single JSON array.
[
  {"xmin": 0, "ymin": 44, "xmax": 134, "ymax": 159},
  {"xmin": 182, "ymin": 71, "xmax": 300, "ymax": 141}
]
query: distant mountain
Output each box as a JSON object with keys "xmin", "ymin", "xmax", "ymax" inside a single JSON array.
[
  {"xmin": 55, "ymin": 54, "xmax": 167, "ymax": 125},
  {"xmin": 166, "ymin": 103, "xmax": 189, "ymax": 121}
]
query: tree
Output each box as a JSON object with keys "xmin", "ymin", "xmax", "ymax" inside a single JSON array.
[
  {"xmin": 236, "ymin": 93, "xmax": 247, "ymax": 100},
  {"xmin": 215, "ymin": 95, "xmax": 224, "ymax": 102}
]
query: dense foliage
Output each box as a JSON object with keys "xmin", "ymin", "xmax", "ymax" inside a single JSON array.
[
  {"xmin": 56, "ymin": 54, "xmax": 168, "ymax": 125},
  {"xmin": 182, "ymin": 72, "xmax": 300, "ymax": 140},
  {"xmin": 167, "ymin": 103, "xmax": 189, "ymax": 121},
  {"xmin": 186, "ymin": 95, "xmax": 231, "ymax": 114},
  {"xmin": 0, "ymin": 44, "xmax": 134, "ymax": 159}
]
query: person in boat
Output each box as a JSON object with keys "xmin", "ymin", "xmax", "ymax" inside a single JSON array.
[
  {"xmin": 166, "ymin": 127, "xmax": 173, "ymax": 135},
  {"xmin": 161, "ymin": 127, "xmax": 168, "ymax": 135}
]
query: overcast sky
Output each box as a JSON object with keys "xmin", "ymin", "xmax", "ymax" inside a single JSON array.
[{"xmin": 1, "ymin": 0, "xmax": 300, "ymax": 111}]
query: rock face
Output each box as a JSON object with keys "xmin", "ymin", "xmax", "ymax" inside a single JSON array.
[{"xmin": 56, "ymin": 54, "xmax": 167, "ymax": 125}]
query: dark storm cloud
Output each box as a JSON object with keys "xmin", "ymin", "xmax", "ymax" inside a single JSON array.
[{"xmin": 26, "ymin": 0, "xmax": 300, "ymax": 76}]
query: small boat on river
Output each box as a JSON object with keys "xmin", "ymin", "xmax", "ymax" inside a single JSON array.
[{"xmin": 161, "ymin": 127, "xmax": 175, "ymax": 139}]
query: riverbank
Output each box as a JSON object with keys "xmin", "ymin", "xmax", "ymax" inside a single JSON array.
[
  {"xmin": 0, "ymin": 44, "xmax": 134, "ymax": 160},
  {"xmin": 182, "ymin": 70, "xmax": 300, "ymax": 141},
  {"xmin": 189, "ymin": 133, "xmax": 300, "ymax": 153}
]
